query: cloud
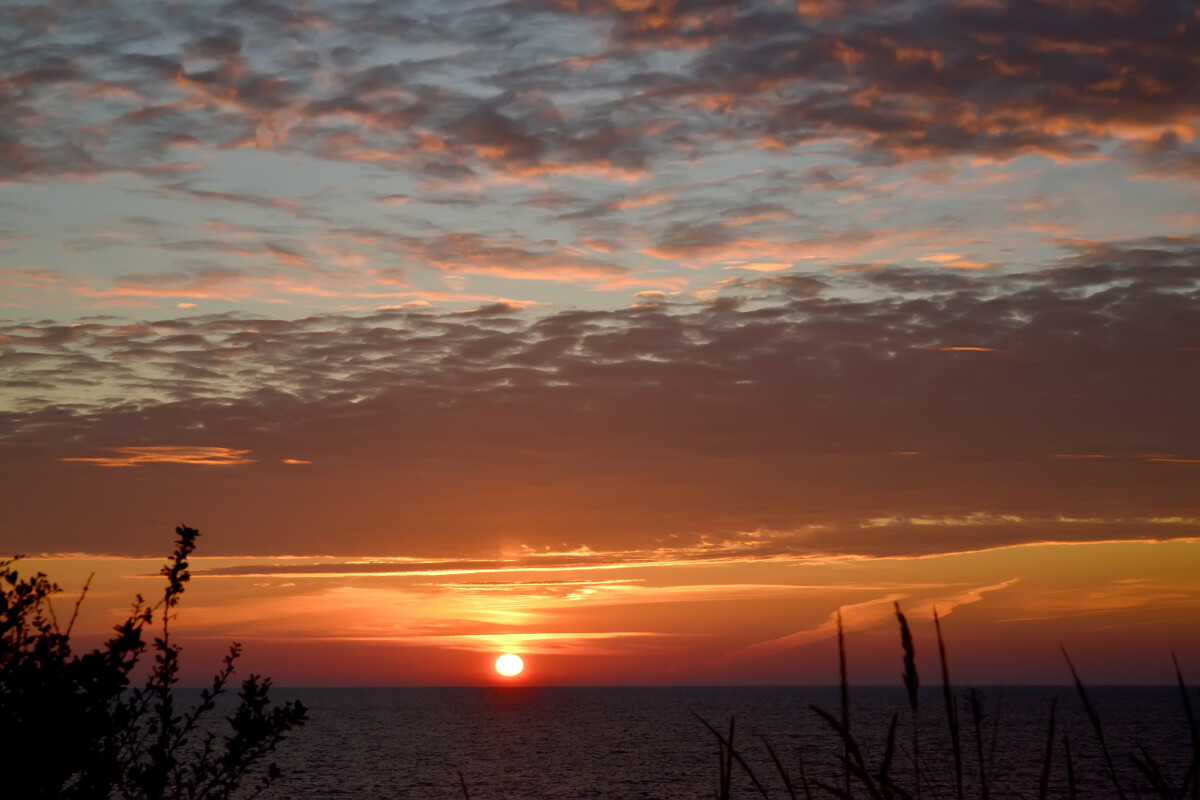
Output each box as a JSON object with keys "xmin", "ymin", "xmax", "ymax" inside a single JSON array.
[
  {"xmin": 715, "ymin": 578, "xmax": 1019, "ymax": 664},
  {"xmin": 2, "ymin": 0, "xmax": 1194, "ymax": 195},
  {"xmin": 59, "ymin": 446, "xmax": 255, "ymax": 468},
  {"xmin": 600, "ymin": 0, "xmax": 1200, "ymax": 164},
  {"xmin": 417, "ymin": 232, "xmax": 680, "ymax": 288},
  {"xmin": 2, "ymin": 235, "xmax": 1199, "ymax": 556},
  {"xmin": 713, "ymin": 593, "xmax": 910, "ymax": 665},
  {"xmin": 2, "ymin": 0, "xmax": 1196, "ymax": 335},
  {"xmin": 934, "ymin": 346, "xmax": 1001, "ymax": 353},
  {"xmin": 1000, "ymin": 577, "xmax": 1200, "ymax": 622}
]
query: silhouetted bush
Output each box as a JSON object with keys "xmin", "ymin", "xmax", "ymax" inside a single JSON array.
[{"xmin": 0, "ymin": 525, "xmax": 307, "ymax": 799}]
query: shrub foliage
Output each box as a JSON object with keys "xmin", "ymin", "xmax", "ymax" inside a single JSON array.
[{"xmin": 0, "ymin": 525, "xmax": 307, "ymax": 799}]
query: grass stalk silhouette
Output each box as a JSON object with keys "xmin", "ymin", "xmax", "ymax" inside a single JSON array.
[
  {"xmin": 838, "ymin": 610, "xmax": 851, "ymax": 800},
  {"xmin": 933, "ymin": 608, "xmax": 963, "ymax": 800},
  {"xmin": 797, "ymin": 750, "xmax": 815, "ymax": 800},
  {"xmin": 1036, "ymin": 696, "xmax": 1056, "ymax": 800},
  {"xmin": 1062, "ymin": 645, "xmax": 1127, "ymax": 800},
  {"xmin": 893, "ymin": 603, "xmax": 920, "ymax": 800},
  {"xmin": 1064, "ymin": 732, "xmax": 1077, "ymax": 800},
  {"xmin": 697, "ymin": 604, "xmax": 1197, "ymax": 800},
  {"xmin": 1177, "ymin": 653, "xmax": 1200, "ymax": 800},
  {"xmin": 696, "ymin": 713, "xmax": 771, "ymax": 800},
  {"xmin": 763, "ymin": 736, "xmax": 797, "ymax": 800},
  {"xmin": 967, "ymin": 688, "xmax": 990, "ymax": 800}
]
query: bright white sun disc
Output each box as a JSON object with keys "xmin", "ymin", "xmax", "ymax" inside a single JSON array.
[{"xmin": 495, "ymin": 653, "xmax": 524, "ymax": 677}]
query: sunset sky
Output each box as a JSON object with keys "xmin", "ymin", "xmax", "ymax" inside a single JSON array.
[{"xmin": 2, "ymin": 0, "xmax": 1199, "ymax": 686}]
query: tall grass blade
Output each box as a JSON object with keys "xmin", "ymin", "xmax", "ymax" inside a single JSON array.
[
  {"xmin": 878, "ymin": 711, "xmax": 901, "ymax": 800},
  {"xmin": 762, "ymin": 737, "xmax": 797, "ymax": 800},
  {"xmin": 1064, "ymin": 733, "xmax": 1077, "ymax": 800},
  {"xmin": 1175, "ymin": 653, "xmax": 1199, "ymax": 800},
  {"xmin": 1180, "ymin": 761, "xmax": 1198, "ymax": 800},
  {"xmin": 1062, "ymin": 646, "xmax": 1127, "ymax": 800},
  {"xmin": 695, "ymin": 713, "xmax": 772, "ymax": 800},
  {"xmin": 1036, "ymin": 697, "xmax": 1056, "ymax": 800},
  {"xmin": 933, "ymin": 608, "xmax": 963, "ymax": 800},
  {"xmin": 728, "ymin": 716, "xmax": 737, "ymax": 800},
  {"xmin": 840, "ymin": 609, "xmax": 852, "ymax": 800},
  {"xmin": 797, "ymin": 750, "xmax": 814, "ymax": 800},
  {"xmin": 812, "ymin": 781, "xmax": 856, "ymax": 800},
  {"xmin": 713, "ymin": 715, "xmax": 730, "ymax": 800},
  {"xmin": 457, "ymin": 768, "xmax": 470, "ymax": 800},
  {"xmin": 894, "ymin": 603, "xmax": 919, "ymax": 712},
  {"xmin": 894, "ymin": 602, "xmax": 920, "ymax": 799},
  {"xmin": 1131, "ymin": 745, "xmax": 1174, "ymax": 799},
  {"xmin": 718, "ymin": 737, "xmax": 728, "ymax": 800},
  {"xmin": 968, "ymin": 689, "xmax": 989, "ymax": 800},
  {"xmin": 811, "ymin": 705, "xmax": 885, "ymax": 800},
  {"xmin": 987, "ymin": 689, "xmax": 1004, "ymax": 795}
]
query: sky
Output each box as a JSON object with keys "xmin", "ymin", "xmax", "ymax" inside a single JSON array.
[{"xmin": 2, "ymin": 0, "xmax": 1199, "ymax": 686}]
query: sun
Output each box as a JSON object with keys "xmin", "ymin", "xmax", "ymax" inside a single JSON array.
[{"xmin": 494, "ymin": 653, "xmax": 524, "ymax": 677}]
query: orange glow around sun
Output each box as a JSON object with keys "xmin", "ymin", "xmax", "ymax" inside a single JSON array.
[{"xmin": 495, "ymin": 653, "xmax": 524, "ymax": 677}]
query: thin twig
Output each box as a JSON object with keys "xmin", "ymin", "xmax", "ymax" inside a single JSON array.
[{"xmin": 65, "ymin": 572, "xmax": 94, "ymax": 636}]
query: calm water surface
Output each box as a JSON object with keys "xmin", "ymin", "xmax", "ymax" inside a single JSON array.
[{"xmin": 260, "ymin": 686, "xmax": 1194, "ymax": 799}]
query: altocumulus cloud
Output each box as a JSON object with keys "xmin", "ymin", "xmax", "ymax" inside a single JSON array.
[
  {"xmin": 2, "ymin": 0, "xmax": 1199, "ymax": 323},
  {"xmin": 4, "ymin": 0, "xmax": 1196, "ymax": 179}
]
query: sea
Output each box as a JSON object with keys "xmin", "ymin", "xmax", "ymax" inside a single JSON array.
[{"xmin": 249, "ymin": 686, "xmax": 1197, "ymax": 800}]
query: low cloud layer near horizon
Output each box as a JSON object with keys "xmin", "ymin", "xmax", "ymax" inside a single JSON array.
[{"xmin": 3, "ymin": 234, "xmax": 1198, "ymax": 558}]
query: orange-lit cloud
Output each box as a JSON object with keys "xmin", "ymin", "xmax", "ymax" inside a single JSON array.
[
  {"xmin": 14, "ymin": 538, "xmax": 1200, "ymax": 685},
  {"xmin": 935, "ymin": 346, "xmax": 1001, "ymax": 353},
  {"xmin": 714, "ymin": 593, "xmax": 910, "ymax": 664},
  {"xmin": 60, "ymin": 446, "xmax": 255, "ymax": 468}
]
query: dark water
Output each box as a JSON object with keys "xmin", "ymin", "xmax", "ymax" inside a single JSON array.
[{"xmin": 260, "ymin": 686, "xmax": 1195, "ymax": 799}]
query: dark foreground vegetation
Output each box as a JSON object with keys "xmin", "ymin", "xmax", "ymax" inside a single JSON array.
[
  {"xmin": 697, "ymin": 607, "xmax": 1200, "ymax": 800},
  {"xmin": 4, "ymin": 526, "xmax": 1197, "ymax": 800},
  {"xmin": 0, "ymin": 526, "xmax": 307, "ymax": 800}
]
